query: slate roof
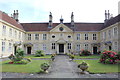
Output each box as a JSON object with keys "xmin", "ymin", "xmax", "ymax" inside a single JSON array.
[
  {"xmin": 103, "ymin": 14, "xmax": 120, "ymax": 29},
  {"xmin": 0, "ymin": 10, "xmax": 120, "ymax": 32},
  {"xmin": 0, "ymin": 11, "xmax": 24, "ymax": 30},
  {"xmin": 21, "ymin": 23, "xmax": 104, "ymax": 31}
]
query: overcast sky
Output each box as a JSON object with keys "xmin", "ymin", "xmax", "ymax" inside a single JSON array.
[{"xmin": 0, "ymin": 0, "xmax": 120, "ymax": 23}]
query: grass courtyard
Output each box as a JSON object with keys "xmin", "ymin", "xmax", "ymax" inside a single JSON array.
[
  {"xmin": 1, "ymin": 54, "xmax": 119, "ymax": 74},
  {"xmin": 0, "ymin": 60, "xmax": 50, "ymax": 73},
  {"xmin": 74, "ymin": 60, "xmax": 120, "ymax": 73},
  {"xmin": 74, "ymin": 55, "xmax": 100, "ymax": 59},
  {"xmin": 24, "ymin": 55, "xmax": 51, "ymax": 58}
]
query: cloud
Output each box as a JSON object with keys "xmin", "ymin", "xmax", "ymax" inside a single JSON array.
[{"xmin": 0, "ymin": 0, "xmax": 119, "ymax": 23}]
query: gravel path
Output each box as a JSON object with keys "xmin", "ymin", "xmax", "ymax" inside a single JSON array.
[{"xmin": 1, "ymin": 55, "xmax": 119, "ymax": 78}]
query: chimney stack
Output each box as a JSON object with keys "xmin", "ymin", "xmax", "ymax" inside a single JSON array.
[
  {"xmin": 13, "ymin": 10, "xmax": 16, "ymax": 19},
  {"xmin": 48, "ymin": 12, "xmax": 53, "ymax": 28},
  {"xmin": 11, "ymin": 14, "xmax": 13, "ymax": 18},
  {"xmin": 12, "ymin": 10, "xmax": 19, "ymax": 22},
  {"xmin": 71, "ymin": 12, "xmax": 74, "ymax": 27},
  {"xmin": 108, "ymin": 10, "xmax": 110, "ymax": 19},
  {"xmin": 105, "ymin": 10, "xmax": 107, "ymax": 20},
  {"xmin": 104, "ymin": 10, "xmax": 112, "ymax": 23}
]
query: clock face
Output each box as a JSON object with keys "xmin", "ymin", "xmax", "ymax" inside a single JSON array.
[{"xmin": 59, "ymin": 27, "xmax": 63, "ymax": 31}]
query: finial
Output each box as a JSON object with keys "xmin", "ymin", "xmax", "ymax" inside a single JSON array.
[
  {"xmin": 61, "ymin": 15, "xmax": 62, "ymax": 18},
  {"xmin": 60, "ymin": 15, "xmax": 63, "ymax": 23},
  {"xmin": 16, "ymin": 10, "xmax": 18, "ymax": 13},
  {"xmin": 71, "ymin": 12, "xmax": 73, "ymax": 16},
  {"xmin": 105, "ymin": 10, "xmax": 107, "ymax": 13},
  {"xmin": 50, "ymin": 12, "xmax": 52, "ymax": 15}
]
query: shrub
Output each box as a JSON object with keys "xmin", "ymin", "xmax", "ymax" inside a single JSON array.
[
  {"xmin": 8, "ymin": 48, "xmax": 29, "ymax": 64},
  {"xmin": 26, "ymin": 58, "xmax": 32, "ymax": 62},
  {"xmin": 13, "ymin": 60, "xmax": 28, "ymax": 64},
  {"xmin": 40, "ymin": 63, "xmax": 49, "ymax": 71},
  {"xmin": 69, "ymin": 54, "xmax": 74, "ymax": 60},
  {"xmin": 8, "ymin": 48, "xmax": 25, "ymax": 62},
  {"xmin": 35, "ymin": 50, "xmax": 45, "ymax": 57},
  {"xmin": 80, "ymin": 50, "xmax": 91, "ymax": 56},
  {"xmin": 99, "ymin": 50, "xmax": 120, "ymax": 64},
  {"xmin": 97, "ymin": 51, "xmax": 101, "ymax": 54},
  {"xmin": 116, "ymin": 52, "xmax": 120, "ymax": 59},
  {"xmin": 51, "ymin": 53, "xmax": 56, "ymax": 61}
]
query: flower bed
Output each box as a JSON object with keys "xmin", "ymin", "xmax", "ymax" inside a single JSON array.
[
  {"xmin": 79, "ymin": 50, "xmax": 91, "ymax": 56},
  {"xmin": 99, "ymin": 50, "xmax": 120, "ymax": 64},
  {"xmin": 8, "ymin": 48, "xmax": 31, "ymax": 64}
]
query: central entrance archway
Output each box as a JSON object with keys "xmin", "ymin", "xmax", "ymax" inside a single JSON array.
[{"xmin": 59, "ymin": 44, "xmax": 64, "ymax": 53}]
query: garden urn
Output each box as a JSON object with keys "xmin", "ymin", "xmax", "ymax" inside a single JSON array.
[{"xmin": 78, "ymin": 62, "xmax": 89, "ymax": 74}]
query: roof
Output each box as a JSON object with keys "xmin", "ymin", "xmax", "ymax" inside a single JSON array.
[
  {"xmin": 0, "ymin": 11, "xmax": 24, "ymax": 30},
  {"xmin": 21, "ymin": 23, "xmax": 104, "ymax": 31},
  {"xmin": 21, "ymin": 14, "xmax": 120, "ymax": 32},
  {"xmin": 1, "ymin": 10, "xmax": 120, "ymax": 32},
  {"xmin": 103, "ymin": 14, "xmax": 120, "ymax": 29},
  {"xmin": 21, "ymin": 23, "xmax": 59, "ymax": 31}
]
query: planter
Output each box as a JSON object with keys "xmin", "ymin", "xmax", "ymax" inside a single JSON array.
[
  {"xmin": 79, "ymin": 65, "xmax": 88, "ymax": 74},
  {"xmin": 78, "ymin": 62, "xmax": 89, "ymax": 74},
  {"xmin": 40, "ymin": 63, "xmax": 49, "ymax": 73}
]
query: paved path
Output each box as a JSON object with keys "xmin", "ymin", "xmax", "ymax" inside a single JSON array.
[
  {"xmin": 46, "ymin": 55, "xmax": 79, "ymax": 78},
  {"xmin": 1, "ymin": 55, "xmax": 119, "ymax": 78}
]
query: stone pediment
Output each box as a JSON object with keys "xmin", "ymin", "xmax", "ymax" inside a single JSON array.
[
  {"xmin": 50, "ymin": 23, "xmax": 73, "ymax": 32},
  {"xmin": 56, "ymin": 38, "xmax": 67, "ymax": 44}
]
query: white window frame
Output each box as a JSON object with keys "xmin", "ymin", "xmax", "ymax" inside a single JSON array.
[
  {"xmin": 77, "ymin": 34, "xmax": 80, "ymax": 40},
  {"xmin": 76, "ymin": 44, "xmax": 80, "ymax": 51},
  {"xmin": 104, "ymin": 32, "xmax": 106, "ymax": 40},
  {"xmin": 93, "ymin": 34, "xmax": 97, "ymax": 40},
  {"xmin": 43, "ymin": 34, "xmax": 47, "ymax": 40},
  {"xmin": 9, "ymin": 28, "xmax": 12, "ymax": 37},
  {"xmin": 68, "ymin": 43, "xmax": 71, "ymax": 49},
  {"xmin": 35, "ymin": 34, "xmax": 39, "ymax": 40},
  {"xmin": 52, "ymin": 43, "xmax": 55, "ymax": 49},
  {"xmin": 19, "ymin": 32, "xmax": 21, "ymax": 39},
  {"xmin": 2, "ymin": 41, "xmax": 5, "ymax": 52},
  {"xmin": 113, "ymin": 27, "xmax": 118, "ymax": 37},
  {"xmin": 28, "ymin": 34, "xmax": 31, "ymax": 40},
  {"xmin": 85, "ymin": 34, "xmax": 88, "ymax": 40},
  {"xmin": 2, "ymin": 25, "xmax": 6, "ymax": 36},
  {"xmin": 9, "ymin": 43, "xmax": 12, "ymax": 52},
  {"xmin": 15, "ymin": 30, "xmax": 17, "ymax": 38},
  {"xmin": 108, "ymin": 30, "xmax": 111, "ymax": 39},
  {"xmin": 84, "ymin": 44, "xmax": 88, "ymax": 50},
  {"xmin": 43, "ymin": 44, "xmax": 46, "ymax": 51},
  {"xmin": 114, "ymin": 42, "xmax": 118, "ymax": 50}
]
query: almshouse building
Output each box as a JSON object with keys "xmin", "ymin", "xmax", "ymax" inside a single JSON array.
[{"xmin": 0, "ymin": 10, "xmax": 120, "ymax": 57}]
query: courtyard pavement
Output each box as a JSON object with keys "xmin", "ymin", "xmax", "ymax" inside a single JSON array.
[{"xmin": 1, "ymin": 55, "xmax": 119, "ymax": 78}]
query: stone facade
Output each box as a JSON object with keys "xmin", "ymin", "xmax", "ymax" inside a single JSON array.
[{"xmin": 0, "ymin": 10, "xmax": 120, "ymax": 58}]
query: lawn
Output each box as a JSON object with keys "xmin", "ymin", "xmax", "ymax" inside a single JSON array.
[
  {"xmin": 74, "ymin": 60, "xmax": 120, "ymax": 73},
  {"xmin": 24, "ymin": 55, "xmax": 51, "ymax": 58},
  {"xmin": 74, "ymin": 55, "xmax": 100, "ymax": 59},
  {"xmin": 0, "ymin": 60, "xmax": 50, "ymax": 73}
]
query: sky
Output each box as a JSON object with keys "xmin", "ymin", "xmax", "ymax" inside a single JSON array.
[{"xmin": 0, "ymin": 0, "xmax": 120, "ymax": 23}]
